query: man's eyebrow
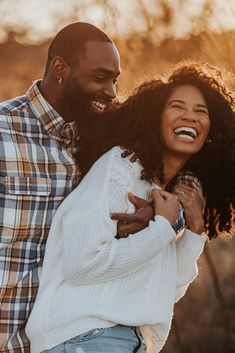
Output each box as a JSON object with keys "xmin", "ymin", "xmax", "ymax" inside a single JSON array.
[{"xmin": 91, "ymin": 67, "xmax": 121, "ymax": 76}]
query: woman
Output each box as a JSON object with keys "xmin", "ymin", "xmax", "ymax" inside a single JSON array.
[{"xmin": 26, "ymin": 62, "xmax": 235, "ymax": 353}]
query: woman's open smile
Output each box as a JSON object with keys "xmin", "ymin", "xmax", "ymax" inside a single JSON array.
[{"xmin": 161, "ymin": 84, "xmax": 211, "ymax": 159}]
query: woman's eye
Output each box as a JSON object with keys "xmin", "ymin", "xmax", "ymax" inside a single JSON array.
[
  {"xmin": 171, "ymin": 104, "xmax": 183, "ymax": 109},
  {"xmin": 196, "ymin": 109, "xmax": 208, "ymax": 115}
]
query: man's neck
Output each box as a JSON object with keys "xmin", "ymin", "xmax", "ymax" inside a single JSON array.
[{"xmin": 39, "ymin": 80, "xmax": 73, "ymax": 123}]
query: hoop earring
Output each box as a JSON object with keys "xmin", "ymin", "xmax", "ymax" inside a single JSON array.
[
  {"xmin": 206, "ymin": 136, "xmax": 212, "ymax": 143},
  {"xmin": 58, "ymin": 77, "xmax": 62, "ymax": 84}
]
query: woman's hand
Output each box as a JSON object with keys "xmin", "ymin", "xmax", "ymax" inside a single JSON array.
[
  {"xmin": 151, "ymin": 189, "xmax": 180, "ymax": 225},
  {"xmin": 173, "ymin": 183, "xmax": 205, "ymax": 234}
]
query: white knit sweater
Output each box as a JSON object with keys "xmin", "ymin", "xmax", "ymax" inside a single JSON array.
[{"xmin": 26, "ymin": 146, "xmax": 206, "ymax": 353}]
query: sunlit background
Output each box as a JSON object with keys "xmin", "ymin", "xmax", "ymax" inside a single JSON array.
[
  {"xmin": 0, "ymin": 0, "xmax": 235, "ymax": 41},
  {"xmin": 0, "ymin": 1, "xmax": 234, "ymax": 352}
]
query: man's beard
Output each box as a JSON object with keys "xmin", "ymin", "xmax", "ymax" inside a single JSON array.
[{"xmin": 61, "ymin": 76, "xmax": 97, "ymax": 124}]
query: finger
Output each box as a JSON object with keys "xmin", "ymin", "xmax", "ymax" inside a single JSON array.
[
  {"xmin": 189, "ymin": 183, "xmax": 204, "ymax": 198},
  {"xmin": 176, "ymin": 184, "xmax": 204, "ymax": 203},
  {"xmin": 177, "ymin": 182, "xmax": 203, "ymax": 195},
  {"xmin": 128, "ymin": 192, "xmax": 150, "ymax": 209},
  {"xmin": 158, "ymin": 190, "xmax": 175, "ymax": 200},
  {"xmin": 151, "ymin": 188, "xmax": 161, "ymax": 197},
  {"xmin": 116, "ymin": 233, "xmax": 129, "ymax": 239},
  {"xmin": 177, "ymin": 194, "xmax": 187, "ymax": 205},
  {"xmin": 175, "ymin": 183, "xmax": 195, "ymax": 192},
  {"xmin": 174, "ymin": 187, "xmax": 189, "ymax": 198},
  {"xmin": 152, "ymin": 189, "xmax": 171, "ymax": 202},
  {"xmin": 174, "ymin": 184, "xmax": 198, "ymax": 198},
  {"xmin": 117, "ymin": 222, "xmax": 144, "ymax": 235},
  {"xmin": 110, "ymin": 212, "xmax": 140, "ymax": 223},
  {"xmin": 177, "ymin": 191, "xmax": 205, "ymax": 210}
]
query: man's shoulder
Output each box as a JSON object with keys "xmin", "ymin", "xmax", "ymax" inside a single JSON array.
[{"xmin": 0, "ymin": 94, "xmax": 28, "ymax": 115}]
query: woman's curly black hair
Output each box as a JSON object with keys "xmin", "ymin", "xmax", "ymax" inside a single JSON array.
[{"xmin": 74, "ymin": 61, "xmax": 235, "ymax": 239}]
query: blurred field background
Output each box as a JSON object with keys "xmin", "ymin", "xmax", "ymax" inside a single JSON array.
[{"xmin": 0, "ymin": 0, "xmax": 234, "ymax": 352}]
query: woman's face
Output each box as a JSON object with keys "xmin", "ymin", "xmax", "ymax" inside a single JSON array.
[{"xmin": 161, "ymin": 84, "xmax": 211, "ymax": 159}]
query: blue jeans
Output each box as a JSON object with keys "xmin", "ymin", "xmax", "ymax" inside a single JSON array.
[{"xmin": 42, "ymin": 325, "xmax": 146, "ymax": 353}]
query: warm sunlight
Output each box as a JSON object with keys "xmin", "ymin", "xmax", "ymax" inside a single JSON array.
[
  {"xmin": 0, "ymin": 0, "xmax": 235, "ymax": 42},
  {"xmin": 0, "ymin": 2, "xmax": 234, "ymax": 352}
]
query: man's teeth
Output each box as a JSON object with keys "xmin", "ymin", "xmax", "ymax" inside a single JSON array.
[
  {"xmin": 174, "ymin": 127, "xmax": 198, "ymax": 139},
  {"xmin": 93, "ymin": 101, "xmax": 107, "ymax": 110}
]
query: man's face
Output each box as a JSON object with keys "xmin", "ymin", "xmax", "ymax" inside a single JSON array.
[{"xmin": 61, "ymin": 41, "xmax": 121, "ymax": 119}]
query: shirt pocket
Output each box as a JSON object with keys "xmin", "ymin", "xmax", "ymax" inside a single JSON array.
[{"xmin": 0, "ymin": 176, "xmax": 52, "ymax": 243}]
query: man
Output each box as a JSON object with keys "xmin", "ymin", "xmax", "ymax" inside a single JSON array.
[
  {"xmin": 0, "ymin": 22, "xmax": 151, "ymax": 352},
  {"xmin": 1, "ymin": 20, "xmax": 197, "ymax": 352}
]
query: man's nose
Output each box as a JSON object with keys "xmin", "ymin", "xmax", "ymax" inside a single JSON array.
[{"xmin": 103, "ymin": 81, "xmax": 117, "ymax": 100}]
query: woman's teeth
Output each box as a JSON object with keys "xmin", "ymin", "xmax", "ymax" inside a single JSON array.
[{"xmin": 174, "ymin": 127, "xmax": 198, "ymax": 139}]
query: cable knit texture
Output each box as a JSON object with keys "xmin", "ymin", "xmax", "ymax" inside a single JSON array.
[{"xmin": 25, "ymin": 146, "xmax": 206, "ymax": 353}]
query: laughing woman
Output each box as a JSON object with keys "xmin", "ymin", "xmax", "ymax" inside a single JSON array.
[{"xmin": 26, "ymin": 62, "xmax": 235, "ymax": 353}]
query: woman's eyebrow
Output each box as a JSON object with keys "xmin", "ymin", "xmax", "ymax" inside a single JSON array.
[
  {"xmin": 168, "ymin": 99, "xmax": 185, "ymax": 105},
  {"xmin": 168, "ymin": 100, "xmax": 208, "ymax": 110},
  {"xmin": 196, "ymin": 103, "xmax": 208, "ymax": 110}
]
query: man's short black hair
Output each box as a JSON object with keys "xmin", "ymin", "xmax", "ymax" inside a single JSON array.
[{"xmin": 45, "ymin": 22, "xmax": 112, "ymax": 75}]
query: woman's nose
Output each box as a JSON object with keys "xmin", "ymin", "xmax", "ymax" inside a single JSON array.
[{"xmin": 181, "ymin": 109, "xmax": 197, "ymax": 122}]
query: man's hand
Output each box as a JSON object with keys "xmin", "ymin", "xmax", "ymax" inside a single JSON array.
[
  {"xmin": 173, "ymin": 183, "xmax": 205, "ymax": 234},
  {"xmin": 111, "ymin": 193, "xmax": 154, "ymax": 239}
]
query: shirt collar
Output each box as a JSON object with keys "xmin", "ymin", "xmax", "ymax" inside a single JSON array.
[{"xmin": 26, "ymin": 79, "xmax": 78, "ymax": 146}]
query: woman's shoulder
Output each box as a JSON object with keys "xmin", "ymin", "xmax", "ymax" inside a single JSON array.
[
  {"xmin": 90, "ymin": 146, "xmax": 142, "ymax": 188},
  {"xmin": 105, "ymin": 146, "xmax": 143, "ymax": 174}
]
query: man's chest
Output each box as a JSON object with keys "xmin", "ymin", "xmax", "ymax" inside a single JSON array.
[{"xmin": 0, "ymin": 132, "xmax": 79, "ymax": 243}]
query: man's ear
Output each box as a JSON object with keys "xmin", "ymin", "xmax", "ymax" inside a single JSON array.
[{"xmin": 50, "ymin": 56, "xmax": 70, "ymax": 81}]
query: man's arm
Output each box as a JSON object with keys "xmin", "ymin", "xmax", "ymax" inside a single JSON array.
[
  {"xmin": 111, "ymin": 192, "xmax": 154, "ymax": 238},
  {"xmin": 113, "ymin": 173, "xmax": 205, "ymax": 237}
]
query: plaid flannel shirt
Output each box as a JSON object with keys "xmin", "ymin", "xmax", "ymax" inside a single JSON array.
[{"xmin": 0, "ymin": 81, "xmax": 79, "ymax": 352}]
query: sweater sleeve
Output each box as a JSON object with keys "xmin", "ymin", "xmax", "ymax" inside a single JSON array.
[
  {"xmin": 175, "ymin": 229, "xmax": 206, "ymax": 302},
  {"xmin": 61, "ymin": 147, "xmax": 176, "ymax": 285}
]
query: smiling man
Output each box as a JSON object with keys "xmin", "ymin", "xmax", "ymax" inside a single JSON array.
[
  {"xmin": 40, "ymin": 24, "xmax": 121, "ymax": 121},
  {"xmin": 0, "ymin": 22, "xmax": 123, "ymax": 352}
]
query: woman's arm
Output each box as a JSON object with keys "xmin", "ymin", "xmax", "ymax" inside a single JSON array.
[
  {"xmin": 61, "ymin": 148, "xmax": 176, "ymax": 285},
  {"xmin": 173, "ymin": 182, "xmax": 206, "ymax": 301},
  {"xmin": 175, "ymin": 229, "xmax": 206, "ymax": 302}
]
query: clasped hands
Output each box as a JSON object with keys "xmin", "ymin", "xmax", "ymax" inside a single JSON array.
[{"xmin": 111, "ymin": 183, "xmax": 205, "ymax": 238}]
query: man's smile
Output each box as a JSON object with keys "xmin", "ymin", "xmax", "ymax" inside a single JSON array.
[{"xmin": 91, "ymin": 99, "xmax": 110, "ymax": 113}]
